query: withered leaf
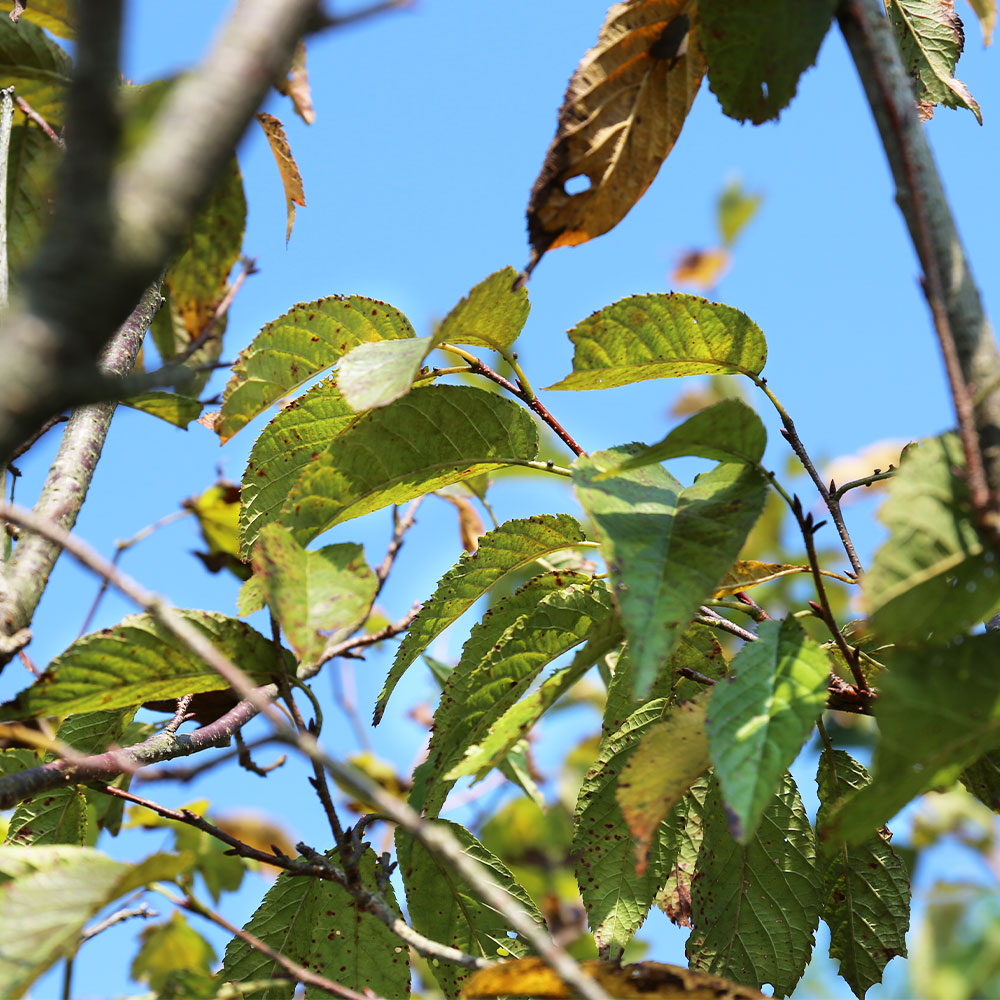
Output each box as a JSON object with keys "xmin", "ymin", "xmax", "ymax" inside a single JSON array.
[
  {"xmin": 525, "ymin": 0, "xmax": 706, "ymax": 277},
  {"xmin": 255, "ymin": 111, "xmax": 306, "ymax": 243}
]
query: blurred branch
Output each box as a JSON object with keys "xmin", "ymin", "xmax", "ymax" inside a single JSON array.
[
  {"xmin": 838, "ymin": 0, "xmax": 1000, "ymax": 550},
  {"xmin": 14, "ymin": 96, "xmax": 63, "ymax": 147}
]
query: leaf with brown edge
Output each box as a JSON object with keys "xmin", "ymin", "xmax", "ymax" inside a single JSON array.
[
  {"xmin": 525, "ymin": 0, "xmax": 706, "ymax": 276},
  {"xmin": 713, "ymin": 560, "xmax": 811, "ymax": 596},
  {"xmin": 617, "ymin": 693, "xmax": 711, "ymax": 874},
  {"xmin": 461, "ymin": 957, "xmax": 767, "ymax": 999},
  {"xmin": 255, "ymin": 111, "xmax": 306, "ymax": 243},
  {"xmin": 274, "ymin": 39, "xmax": 314, "ymax": 123}
]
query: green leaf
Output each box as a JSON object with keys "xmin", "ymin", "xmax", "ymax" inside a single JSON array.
[
  {"xmin": 247, "ymin": 524, "xmax": 376, "ymax": 669},
  {"xmin": 6, "ymin": 787, "xmax": 87, "ymax": 847},
  {"xmin": 574, "ymin": 447, "xmax": 768, "ymax": 695},
  {"xmin": 574, "ymin": 694, "xmax": 675, "ymax": 960},
  {"xmin": 0, "ymin": 847, "xmax": 187, "ymax": 998},
  {"xmin": 717, "ymin": 178, "xmax": 762, "ymax": 247},
  {"xmin": 131, "ymin": 911, "xmax": 217, "ymax": 994},
  {"xmin": 598, "ymin": 399, "xmax": 766, "ymax": 477},
  {"xmin": 162, "ymin": 158, "xmax": 247, "ymax": 396},
  {"xmin": 687, "ymin": 773, "xmax": 822, "ymax": 998},
  {"xmin": 886, "ymin": 0, "xmax": 982, "ymax": 123},
  {"xmin": 545, "ymin": 293, "xmax": 766, "ymax": 391},
  {"xmin": 697, "ymin": 0, "xmax": 838, "ymax": 124},
  {"xmin": 823, "ymin": 632, "xmax": 1000, "ymax": 845},
  {"xmin": 122, "ymin": 391, "xmax": 204, "ymax": 429},
  {"xmin": 434, "ymin": 266, "xmax": 530, "ymax": 352},
  {"xmin": 961, "ymin": 749, "xmax": 1000, "ymax": 812},
  {"xmin": 5, "ymin": 124, "xmax": 59, "ymax": 291},
  {"xmin": 443, "ymin": 621, "xmax": 623, "ymax": 783},
  {"xmin": 219, "ymin": 296, "xmax": 415, "ymax": 442},
  {"xmin": 376, "ymin": 513, "xmax": 588, "ymax": 724},
  {"xmin": 707, "ymin": 617, "xmax": 829, "ymax": 843},
  {"xmin": 412, "ymin": 580, "xmax": 616, "ymax": 816},
  {"xmin": 220, "ymin": 850, "xmax": 409, "ymax": 1000},
  {"xmin": 397, "ymin": 819, "xmax": 545, "ymax": 998},
  {"xmin": 616, "ymin": 695, "xmax": 712, "ymax": 873},
  {"xmin": 0, "ymin": 15, "xmax": 72, "ymax": 126},
  {"xmin": 864, "ymin": 434, "xmax": 1000, "ymax": 643},
  {"xmin": 816, "ymin": 749, "xmax": 909, "ymax": 1000},
  {"xmin": 279, "ymin": 385, "xmax": 539, "ymax": 546},
  {"xmin": 338, "ymin": 336, "xmax": 434, "ymax": 411},
  {"xmin": 656, "ymin": 779, "xmax": 709, "ymax": 928},
  {"xmin": 239, "ymin": 378, "xmax": 361, "ymax": 558},
  {"xmin": 0, "ymin": 611, "xmax": 290, "ymax": 719}
]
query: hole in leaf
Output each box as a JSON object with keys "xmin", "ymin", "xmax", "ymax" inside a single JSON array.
[
  {"xmin": 761, "ymin": 82, "xmax": 769, "ymax": 100},
  {"xmin": 563, "ymin": 174, "xmax": 591, "ymax": 195}
]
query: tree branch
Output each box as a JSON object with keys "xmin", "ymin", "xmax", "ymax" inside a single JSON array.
[{"xmin": 838, "ymin": 0, "xmax": 1000, "ymax": 548}]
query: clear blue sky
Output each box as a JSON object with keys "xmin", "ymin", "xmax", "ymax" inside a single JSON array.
[{"xmin": 8, "ymin": 2, "xmax": 1000, "ymax": 997}]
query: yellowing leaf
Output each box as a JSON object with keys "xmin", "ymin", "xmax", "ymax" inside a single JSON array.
[
  {"xmin": 461, "ymin": 957, "xmax": 767, "ymax": 998},
  {"xmin": 617, "ymin": 694, "xmax": 711, "ymax": 873},
  {"xmin": 438, "ymin": 493, "xmax": 486, "ymax": 552},
  {"xmin": 714, "ymin": 561, "xmax": 810, "ymax": 596},
  {"xmin": 274, "ymin": 39, "xmax": 314, "ymax": 123},
  {"xmin": 525, "ymin": 0, "xmax": 706, "ymax": 275},
  {"xmin": 255, "ymin": 111, "xmax": 306, "ymax": 243},
  {"xmin": 672, "ymin": 248, "xmax": 730, "ymax": 290},
  {"xmin": 716, "ymin": 178, "xmax": 762, "ymax": 247},
  {"xmin": 182, "ymin": 481, "xmax": 248, "ymax": 578},
  {"xmin": 967, "ymin": 0, "xmax": 996, "ymax": 45}
]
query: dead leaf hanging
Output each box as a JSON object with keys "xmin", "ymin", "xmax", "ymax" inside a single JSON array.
[
  {"xmin": 524, "ymin": 0, "xmax": 706, "ymax": 278},
  {"xmin": 255, "ymin": 111, "xmax": 306, "ymax": 243}
]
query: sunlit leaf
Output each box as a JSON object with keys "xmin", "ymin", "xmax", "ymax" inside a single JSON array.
[
  {"xmin": 131, "ymin": 911, "xmax": 216, "ymax": 995},
  {"xmin": 255, "ymin": 111, "xmax": 306, "ymax": 243},
  {"xmin": 617, "ymin": 695, "xmax": 711, "ymax": 873},
  {"xmin": 598, "ymin": 400, "xmax": 766, "ymax": 477},
  {"xmin": 823, "ymin": 631, "xmax": 1000, "ymax": 845},
  {"xmin": 864, "ymin": 434, "xmax": 1000, "ymax": 643},
  {"xmin": 279, "ymin": 385, "xmax": 539, "ymax": 546},
  {"xmin": 671, "ymin": 248, "xmax": 730, "ymax": 290},
  {"xmin": 707, "ymin": 618, "xmax": 829, "ymax": 843},
  {"xmin": 574, "ymin": 447, "xmax": 768, "ymax": 695},
  {"xmin": 413, "ymin": 581, "xmax": 617, "ymax": 816},
  {"xmin": 462, "ymin": 956, "xmax": 769, "ymax": 999},
  {"xmin": 0, "ymin": 611, "xmax": 290, "ymax": 719},
  {"xmin": 122, "ymin": 391, "xmax": 204, "ymax": 429},
  {"xmin": 816, "ymin": 749, "xmax": 909, "ymax": 1000},
  {"xmin": 0, "ymin": 847, "xmax": 188, "ymax": 998},
  {"xmin": 966, "ymin": 0, "xmax": 996, "ymax": 44},
  {"xmin": 697, "ymin": 0, "xmax": 839, "ymax": 124},
  {"xmin": 338, "ymin": 336, "xmax": 433, "ymax": 411},
  {"xmin": 239, "ymin": 378, "xmax": 361, "ymax": 557},
  {"xmin": 717, "ymin": 178, "xmax": 762, "ymax": 247},
  {"xmin": 0, "ymin": 15, "xmax": 71, "ymax": 125},
  {"xmin": 219, "ymin": 296, "xmax": 415, "ymax": 442},
  {"xmin": 274, "ymin": 38, "xmax": 314, "ymax": 123},
  {"xmin": 397, "ymin": 820, "xmax": 544, "ymax": 998},
  {"xmin": 376, "ymin": 513, "xmax": 587, "ymax": 724},
  {"xmin": 2, "ymin": 0, "xmax": 74, "ymax": 38},
  {"xmin": 886, "ymin": 0, "xmax": 982, "ymax": 122},
  {"xmin": 546, "ymin": 294, "xmax": 766, "ymax": 391},
  {"xmin": 687, "ymin": 774, "xmax": 821, "ymax": 998},
  {"xmin": 182, "ymin": 481, "xmax": 249, "ymax": 579},
  {"xmin": 713, "ymin": 560, "xmax": 810, "ymax": 596},
  {"xmin": 526, "ymin": 0, "xmax": 706, "ymax": 272},
  {"xmin": 435, "ymin": 266, "xmax": 530, "ymax": 352},
  {"xmin": 221, "ymin": 850, "xmax": 409, "ymax": 999},
  {"xmin": 245, "ymin": 524, "xmax": 376, "ymax": 669}
]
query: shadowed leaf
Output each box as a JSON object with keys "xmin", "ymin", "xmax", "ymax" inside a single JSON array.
[
  {"xmin": 122, "ymin": 391, "xmax": 204, "ymax": 429},
  {"xmin": 2, "ymin": 0, "xmax": 74, "ymax": 37},
  {"xmin": 0, "ymin": 15, "xmax": 71, "ymax": 125},
  {"xmin": 279, "ymin": 385, "xmax": 539, "ymax": 546},
  {"xmin": 546, "ymin": 294, "xmax": 766, "ymax": 391},
  {"xmin": 816, "ymin": 749, "xmax": 909, "ymax": 999},
  {"xmin": 526, "ymin": 0, "xmax": 706, "ymax": 274}
]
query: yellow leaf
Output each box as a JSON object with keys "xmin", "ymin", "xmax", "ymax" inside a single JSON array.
[
  {"xmin": 255, "ymin": 111, "xmax": 306, "ymax": 243},
  {"xmin": 617, "ymin": 695, "xmax": 710, "ymax": 874},
  {"xmin": 213, "ymin": 811, "xmax": 296, "ymax": 874},
  {"xmin": 461, "ymin": 957, "xmax": 767, "ymax": 998},
  {"xmin": 526, "ymin": 0, "xmax": 706, "ymax": 276},
  {"xmin": 671, "ymin": 248, "xmax": 730, "ymax": 290},
  {"xmin": 713, "ymin": 560, "xmax": 811, "ymax": 596}
]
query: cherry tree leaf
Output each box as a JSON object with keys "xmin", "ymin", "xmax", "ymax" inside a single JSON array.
[
  {"xmin": 546, "ymin": 294, "xmax": 766, "ymax": 391},
  {"xmin": 255, "ymin": 111, "xmax": 306, "ymax": 242},
  {"xmin": 434, "ymin": 266, "xmax": 530, "ymax": 352},
  {"xmin": 338, "ymin": 336, "xmax": 434, "ymax": 411},
  {"xmin": 526, "ymin": 0, "xmax": 706, "ymax": 274},
  {"xmin": 0, "ymin": 15, "xmax": 71, "ymax": 125}
]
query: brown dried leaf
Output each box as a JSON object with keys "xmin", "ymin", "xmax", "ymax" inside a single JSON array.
[
  {"xmin": 525, "ymin": 0, "xmax": 706, "ymax": 276},
  {"xmin": 437, "ymin": 493, "xmax": 486, "ymax": 552},
  {"xmin": 672, "ymin": 247, "xmax": 730, "ymax": 289},
  {"xmin": 275, "ymin": 39, "xmax": 315, "ymax": 124},
  {"xmin": 255, "ymin": 111, "xmax": 306, "ymax": 243},
  {"xmin": 461, "ymin": 957, "xmax": 767, "ymax": 999}
]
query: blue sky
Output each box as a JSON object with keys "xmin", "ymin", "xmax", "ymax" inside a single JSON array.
[{"xmin": 8, "ymin": 2, "xmax": 1000, "ymax": 997}]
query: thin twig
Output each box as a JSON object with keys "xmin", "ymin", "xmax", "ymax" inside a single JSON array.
[
  {"xmin": 375, "ymin": 499, "xmax": 423, "ymax": 596},
  {"xmin": 80, "ymin": 901, "xmax": 157, "ymax": 943},
  {"xmin": 6, "ymin": 414, "xmax": 69, "ymax": 464},
  {"xmin": 0, "ymin": 85, "xmax": 15, "ymax": 307},
  {"xmin": 14, "ymin": 95, "xmax": 63, "ymax": 146},
  {"xmin": 136, "ymin": 738, "xmax": 278, "ymax": 783},
  {"xmin": 307, "ymin": 601, "xmax": 421, "ymax": 679},
  {"xmin": 696, "ymin": 606, "xmax": 758, "ymax": 644},
  {"xmin": 316, "ymin": 0, "xmax": 414, "ymax": 30},
  {"xmin": 831, "ymin": 466, "xmax": 896, "ymax": 501},
  {"xmin": 676, "ymin": 665, "xmax": 716, "ymax": 686}
]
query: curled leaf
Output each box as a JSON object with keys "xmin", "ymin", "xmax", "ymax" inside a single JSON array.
[
  {"xmin": 525, "ymin": 0, "xmax": 706, "ymax": 275},
  {"xmin": 255, "ymin": 111, "xmax": 306, "ymax": 242}
]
